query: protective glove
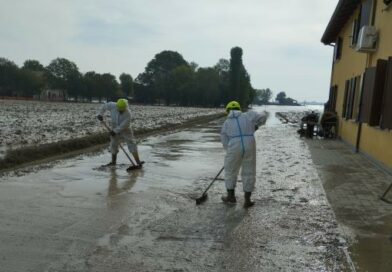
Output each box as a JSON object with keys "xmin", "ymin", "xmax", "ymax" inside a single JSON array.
[
  {"xmin": 97, "ymin": 115, "xmax": 103, "ymax": 121},
  {"xmin": 110, "ymin": 130, "xmax": 116, "ymax": 137}
]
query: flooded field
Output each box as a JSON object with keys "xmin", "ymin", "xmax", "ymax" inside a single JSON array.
[
  {"xmin": 0, "ymin": 100, "xmax": 221, "ymax": 158},
  {"xmin": 0, "ymin": 105, "xmax": 350, "ymax": 271}
]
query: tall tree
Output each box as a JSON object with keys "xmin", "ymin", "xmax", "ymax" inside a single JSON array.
[
  {"xmin": 254, "ymin": 88, "xmax": 273, "ymax": 104},
  {"xmin": 214, "ymin": 58, "xmax": 230, "ymax": 106},
  {"xmin": 46, "ymin": 58, "xmax": 81, "ymax": 100},
  {"xmin": 136, "ymin": 50, "xmax": 188, "ymax": 104},
  {"xmin": 100, "ymin": 73, "xmax": 120, "ymax": 101},
  {"xmin": 229, "ymin": 47, "xmax": 252, "ymax": 108},
  {"xmin": 169, "ymin": 65, "xmax": 195, "ymax": 106},
  {"xmin": 119, "ymin": 73, "xmax": 134, "ymax": 97},
  {"xmin": 195, "ymin": 68, "xmax": 220, "ymax": 107},
  {"xmin": 276, "ymin": 91, "xmax": 287, "ymax": 104},
  {"xmin": 0, "ymin": 58, "xmax": 19, "ymax": 96},
  {"xmin": 22, "ymin": 60, "xmax": 45, "ymax": 72}
]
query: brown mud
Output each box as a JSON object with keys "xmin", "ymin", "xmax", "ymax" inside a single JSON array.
[
  {"xmin": 0, "ymin": 113, "xmax": 225, "ymax": 172},
  {"xmin": 0, "ymin": 106, "xmax": 350, "ymax": 271}
]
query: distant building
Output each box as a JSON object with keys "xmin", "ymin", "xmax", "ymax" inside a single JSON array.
[
  {"xmin": 39, "ymin": 89, "xmax": 65, "ymax": 101},
  {"xmin": 321, "ymin": 0, "xmax": 392, "ymax": 170}
]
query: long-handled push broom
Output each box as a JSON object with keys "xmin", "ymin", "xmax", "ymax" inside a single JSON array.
[
  {"xmin": 195, "ymin": 167, "xmax": 224, "ymax": 205},
  {"xmin": 101, "ymin": 121, "xmax": 137, "ymax": 168}
]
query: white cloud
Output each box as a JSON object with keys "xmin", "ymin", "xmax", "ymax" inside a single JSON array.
[{"xmin": 0, "ymin": 0, "xmax": 337, "ymax": 101}]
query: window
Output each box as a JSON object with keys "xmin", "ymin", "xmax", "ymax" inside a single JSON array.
[
  {"xmin": 342, "ymin": 77, "xmax": 360, "ymax": 120},
  {"xmin": 352, "ymin": 0, "xmax": 375, "ymax": 46},
  {"xmin": 380, "ymin": 57, "xmax": 392, "ymax": 129},
  {"xmin": 350, "ymin": 19, "xmax": 360, "ymax": 47},
  {"xmin": 334, "ymin": 37, "xmax": 343, "ymax": 62},
  {"xmin": 359, "ymin": 59, "xmax": 388, "ymax": 126}
]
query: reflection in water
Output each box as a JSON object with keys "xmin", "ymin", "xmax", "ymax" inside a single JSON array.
[{"xmin": 108, "ymin": 168, "xmax": 143, "ymax": 197}]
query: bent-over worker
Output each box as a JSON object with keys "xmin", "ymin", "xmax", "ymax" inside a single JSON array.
[
  {"xmin": 220, "ymin": 101, "xmax": 266, "ymax": 208},
  {"xmin": 97, "ymin": 98, "xmax": 144, "ymax": 171}
]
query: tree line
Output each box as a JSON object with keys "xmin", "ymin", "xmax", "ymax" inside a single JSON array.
[
  {"xmin": 0, "ymin": 57, "xmax": 132, "ymax": 102},
  {"xmin": 0, "ymin": 47, "xmax": 255, "ymax": 108},
  {"xmin": 253, "ymin": 88, "xmax": 299, "ymax": 106}
]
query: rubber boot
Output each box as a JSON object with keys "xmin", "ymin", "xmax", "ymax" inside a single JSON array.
[
  {"xmin": 221, "ymin": 189, "xmax": 236, "ymax": 204},
  {"xmin": 244, "ymin": 192, "xmax": 255, "ymax": 208},
  {"xmin": 106, "ymin": 154, "xmax": 117, "ymax": 166}
]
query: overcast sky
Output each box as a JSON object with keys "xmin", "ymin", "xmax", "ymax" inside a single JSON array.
[{"xmin": 0, "ymin": 0, "xmax": 337, "ymax": 102}]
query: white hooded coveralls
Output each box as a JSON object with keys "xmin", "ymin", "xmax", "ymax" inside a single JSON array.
[
  {"xmin": 98, "ymin": 102, "xmax": 137, "ymax": 154},
  {"xmin": 221, "ymin": 110, "xmax": 265, "ymax": 192}
]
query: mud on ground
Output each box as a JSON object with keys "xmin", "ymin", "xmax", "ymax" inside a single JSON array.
[
  {"xmin": 0, "ymin": 106, "xmax": 350, "ymax": 271},
  {"xmin": 0, "ymin": 100, "xmax": 222, "ymax": 159}
]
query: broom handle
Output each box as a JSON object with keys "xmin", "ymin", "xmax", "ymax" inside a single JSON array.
[
  {"xmin": 101, "ymin": 121, "xmax": 136, "ymax": 166},
  {"xmin": 202, "ymin": 167, "xmax": 224, "ymax": 196}
]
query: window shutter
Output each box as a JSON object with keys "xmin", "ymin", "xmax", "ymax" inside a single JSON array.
[
  {"xmin": 342, "ymin": 80, "xmax": 350, "ymax": 118},
  {"xmin": 332, "ymin": 85, "xmax": 338, "ymax": 111},
  {"xmin": 347, "ymin": 78, "xmax": 357, "ymax": 119},
  {"xmin": 381, "ymin": 57, "xmax": 392, "ymax": 129},
  {"xmin": 334, "ymin": 37, "xmax": 343, "ymax": 62},
  {"xmin": 359, "ymin": 59, "xmax": 388, "ymax": 125}
]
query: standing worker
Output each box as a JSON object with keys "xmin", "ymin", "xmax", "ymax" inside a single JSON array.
[
  {"xmin": 220, "ymin": 101, "xmax": 266, "ymax": 208},
  {"xmin": 97, "ymin": 98, "xmax": 144, "ymax": 171}
]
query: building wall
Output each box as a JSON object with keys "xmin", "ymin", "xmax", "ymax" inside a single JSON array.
[
  {"xmin": 369, "ymin": 1, "xmax": 392, "ymax": 66},
  {"xmin": 330, "ymin": 0, "xmax": 392, "ymax": 169}
]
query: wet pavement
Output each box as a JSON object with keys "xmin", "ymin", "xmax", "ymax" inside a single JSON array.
[
  {"xmin": 308, "ymin": 138, "xmax": 392, "ymax": 272},
  {"xmin": 0, "ymin": 106, "xmax": 350, "ymax": 271}
]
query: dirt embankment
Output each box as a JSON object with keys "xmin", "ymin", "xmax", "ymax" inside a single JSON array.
[{"xmin": 0, "ymin": 113, "xmax": 225, "ymax": 172}]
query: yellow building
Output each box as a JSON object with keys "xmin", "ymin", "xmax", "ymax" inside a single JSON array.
[{"xmin": 322, "ymin": 0, "xmax": 392, "ymax": 170}]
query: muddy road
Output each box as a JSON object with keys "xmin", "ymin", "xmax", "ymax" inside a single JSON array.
[{"xmin": 0, "ymin": 106, "xmax": 350, "ymax": 271}]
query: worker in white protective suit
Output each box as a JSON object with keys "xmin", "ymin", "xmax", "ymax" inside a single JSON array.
[
  {"xmin": 97, "ymin": 98, "xmax": 144, "ymax": 171},
  {"xmin": 220, "ymin": 101, "xmax": 266, "ymax": 208}
]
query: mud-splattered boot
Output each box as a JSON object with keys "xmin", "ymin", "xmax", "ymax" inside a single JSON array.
[
  {"xmin": 244, "ymin": 192, "xmax": 255, "ymax": 208},
  {"xmin": 106, "ymin": 154, "xmax": 117, "ymax": 166},
  {"xmin": 221, "ymin": 189, "xmax": 236, "ymax": 204}
]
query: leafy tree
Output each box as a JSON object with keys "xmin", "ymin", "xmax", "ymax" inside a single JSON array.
[
  {"xmin": 254, "ymin": 88, "xmax": 273, "ymax": 104},
  {"xmin": 46, "ymin": 58, "xmax": 81, "ymax": 100},
  {"xmin": 229, "ymin": 47, "xmax": 252, "ymax": 108},
  {"xmin": 83, "ymin": 71, "xmax": 99, "ymax": 102},
  {"xmin": 195, "ymin": 68, "xmax": 220, "ymax": 107},
  {"xmin": 214, "ymin": 59, "xmax": 230, "ymax": 106},
  {"xmin": 137, "ymin": 50, "xmax": 188, "ymax": 104},
  {"xmin": 276, "ymin": 91, "xmax": 287, "ymax": 104},
  {"xmin": 100, "ymin": 73, "xmax": 120, "ymax": 101},
  {"xmin": 0, "ymin": 58, "xmax": 19, "ymax": 96},
  {"xmin": 189, "ymin": 62, "xmax": 198, "ymax": 72},
  {"xmin": 17, "ymin": 69, "xmax": 45, "ymax": 97},
  {"xmin": 119, "ymin": 73, "xmax": 134, "ymax": 97},
  {"xmin": 169, "ymin": 65, "xmax": 195, "ymax": 106},
  {"xmin": 23, "ymin": 60, "xmax": 45, "ymax": 72}
]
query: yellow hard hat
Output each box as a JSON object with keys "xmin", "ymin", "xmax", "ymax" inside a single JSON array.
[
  {"xmin": 225, "ymin": 101, "xmax": 241, "ymax": 113},
  {"xmin": 116, "ymin": 98, "xmax": 128, "ymax": 110}
]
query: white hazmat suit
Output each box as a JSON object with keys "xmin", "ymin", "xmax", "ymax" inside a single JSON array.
[
  {"xmin": 221, "ymin": 110, "xmax": 265, "ymax": 192},
  {"xmin": 98, "ymin": 102, "xmax": 137, "ymax": 154}
]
